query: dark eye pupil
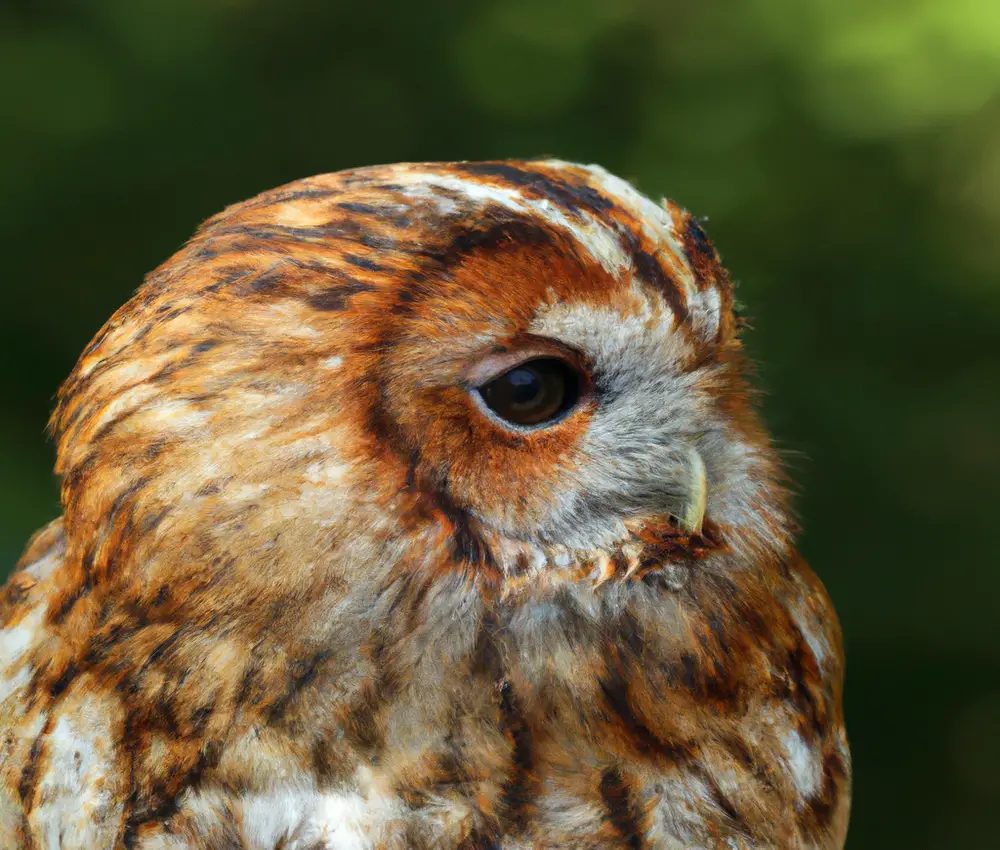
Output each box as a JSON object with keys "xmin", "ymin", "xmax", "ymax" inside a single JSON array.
[
  {"xmin": 478, "ymin": 358, "xmax": 580, "ymax": 427},
  {"xmin": 507, "ymin": 368, "xmax": 543, "ymax": 407}
]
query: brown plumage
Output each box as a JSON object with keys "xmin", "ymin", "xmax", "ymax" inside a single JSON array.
[{"xmin": 0, "ymin": 160, "xmax": 849, "ymax": 848}]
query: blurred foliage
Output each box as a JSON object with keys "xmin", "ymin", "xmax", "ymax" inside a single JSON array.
[{"xmin": 2, "ymin": 0, "xmax": 999, "ymax": 846}]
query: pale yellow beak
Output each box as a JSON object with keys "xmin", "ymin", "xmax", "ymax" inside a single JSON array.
[{"xmin": 675, "ymin": 447, "xmax": 707, "ymax": 535}]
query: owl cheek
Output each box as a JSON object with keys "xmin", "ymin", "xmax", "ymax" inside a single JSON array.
[
  {"xmin": 409, "ymin": 411, "xmax": 588, "ymax": 540},
  {"xmin": 448, "ymin": 454, "xmax": 559, "ymax": 531}
]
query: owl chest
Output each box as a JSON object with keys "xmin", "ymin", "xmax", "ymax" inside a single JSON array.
[
  {"xmin": 143, "ymin": 771, "xmax": 752, "ymax": 850},
  {"xmin": 144, "ymin": 746, "xmax": 821, "ymax": 850},
  {"xmin": 144, "ymin": 673, "xmax": 832, "ymax": 850},
  {"xmin": 139, "ymin": 590, "xmax": 841, "ymax": 849}
]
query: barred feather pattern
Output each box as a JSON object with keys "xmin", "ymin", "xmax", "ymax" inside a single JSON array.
[{"xmin": 0, "ymin": 160, "xmax": 849, "ymax": 849}]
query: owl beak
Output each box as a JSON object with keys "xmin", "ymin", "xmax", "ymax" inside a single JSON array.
[{"xmin": 675, "ymin": 448, "xmax": 707, "ymax": 535}]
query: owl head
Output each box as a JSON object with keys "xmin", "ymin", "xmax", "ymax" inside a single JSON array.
[{"xmin": 48, "ymin": 160, "xmax": 790, "ymax": 625}]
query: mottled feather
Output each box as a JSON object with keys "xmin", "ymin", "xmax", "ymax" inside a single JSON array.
[{"xmin": 0, "ymin": 160, "xmax": 849, "ymax": 849}]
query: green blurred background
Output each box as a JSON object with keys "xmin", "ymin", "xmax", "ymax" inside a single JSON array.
[{"xmin": 2, "ymin": 0, "xmax": 998, "ymax": 846}]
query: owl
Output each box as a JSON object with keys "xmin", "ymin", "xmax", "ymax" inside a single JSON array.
[{"xmin": 0, "ymin": 160, "xmax": 849, "ymax": 849}]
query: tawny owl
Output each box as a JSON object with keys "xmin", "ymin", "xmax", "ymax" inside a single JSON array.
[{"xmin": 0, "ymin": 160, "xmax": 850, "ymax": 849}]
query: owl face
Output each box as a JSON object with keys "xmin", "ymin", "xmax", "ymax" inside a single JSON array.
[
  {"xmin": 7, "ymin": 162, "xmax": 848, "ymax": 848},
  {"xmin": 51, "ymin": 160, "xmax": 788, "ymax": 610}
]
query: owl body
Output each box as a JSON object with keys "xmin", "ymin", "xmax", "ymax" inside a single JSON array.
[{"xmin": 0, "ymin": 161, "xmax": 849, "ymax": 848}]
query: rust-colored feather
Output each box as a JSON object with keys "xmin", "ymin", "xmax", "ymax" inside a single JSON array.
[{"xmin": 0, "ymin": 160, "xmax": 848, "ymax": 848}]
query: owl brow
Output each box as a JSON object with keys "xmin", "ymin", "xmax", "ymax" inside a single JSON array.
[
  {"xmin": 680, "ymin": 213, "xmax": 728, "ymax": 294},
  {"xmin": 442, "ymin": 163, "xmax": 706, "ymax": 327},
  {"xmin": 618, "ymin": 226, "xmax": 690, "ymax": 325},
  {"xmin": 450, "ymin": 161, "xmax": 617, "ymax": 218},
  {"xmin": 415, "ymin": 211, "xmax": 569, "ymax": 274}
]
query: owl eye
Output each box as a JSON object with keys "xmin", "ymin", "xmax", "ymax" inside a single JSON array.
[{"xmin": 477, "ymin": 357, "xmax": 581, "ymax": 427}]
